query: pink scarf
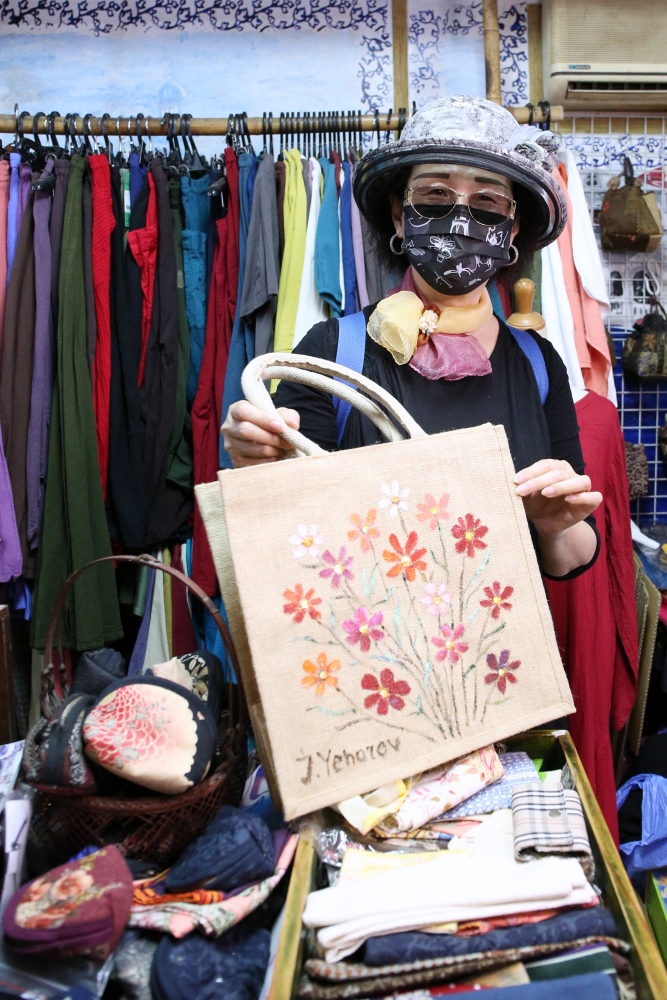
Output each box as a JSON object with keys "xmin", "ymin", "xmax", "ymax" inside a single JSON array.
[{"xmin": 389, "ymin": 270, "xmax": 492, "ymax": 381}]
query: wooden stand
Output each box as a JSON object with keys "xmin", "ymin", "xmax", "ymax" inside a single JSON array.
[{"xmin": 507, "ymin": 277, "xmax": 546, "ymax": 331}]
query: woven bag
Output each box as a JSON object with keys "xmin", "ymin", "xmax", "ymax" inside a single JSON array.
[
  {"xmin": 600, "ymin": 157, "xmax": 663, "ymax": 253},
  {"xmin": 196, "ymin": 354, "xmax": 574, "ymax": 820},
  {"xmin": 29, "ymin": 554, "xmax": 248, "ymax": 867}
]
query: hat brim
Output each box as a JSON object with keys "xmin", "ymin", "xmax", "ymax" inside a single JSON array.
[{"xmin": 353, "ymin": 138, "xmax": 567, "ymax": 250}]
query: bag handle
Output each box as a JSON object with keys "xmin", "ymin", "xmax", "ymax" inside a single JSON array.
[
  {"xmin": 41, "ymin": 554, "xmax": 247, "ymax": 740},
  {"xmin": 242, "ymin": 353, "xmax": 427, "ymax": 457},
  {"xmin": 623, "ymin": 156, "xmax": 635, "ymax": 187}
]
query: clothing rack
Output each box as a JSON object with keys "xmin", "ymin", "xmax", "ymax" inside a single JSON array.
[{"xmin": 0, "ymin": 105, "xmax": 563, "ymax": 140}]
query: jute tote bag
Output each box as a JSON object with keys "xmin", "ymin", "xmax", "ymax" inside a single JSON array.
[{"xmin": 196, "ymin": 354, "xmax": 574, "ymax": 820}]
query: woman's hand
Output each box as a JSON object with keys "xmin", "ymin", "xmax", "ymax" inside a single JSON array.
[
  {"xmin": 221, "ymin": 402, "xmax": 300, "ymax": 468},
  {"xmin": 514, "ymin": 459, "xmax": 601, "ymax": 577},
  {"xmin": 514, "ymin": 459, "xmax": 601, "ymax": 535}
]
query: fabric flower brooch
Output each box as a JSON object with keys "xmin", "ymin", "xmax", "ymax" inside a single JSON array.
[{"xmin": 367, "ymin": 289, "xmax": 493, "ymax": 366}]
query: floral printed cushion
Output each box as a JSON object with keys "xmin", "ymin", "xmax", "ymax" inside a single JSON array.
[
  {"xmin": 82, "ymin": 676, "xmax": 217, "ymax": 794},
  {"xmin": 2, "ymin": 845, "xmax": 133, "ymax": 959}
]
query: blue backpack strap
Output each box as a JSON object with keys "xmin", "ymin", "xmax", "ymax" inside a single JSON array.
[
  {"xmin": 333, "ymin": 311, "xmax": 367, "ymax": 447},
  {"xmin": 507, "ymin": 325, "xmax": 549, "ymax": 406}
]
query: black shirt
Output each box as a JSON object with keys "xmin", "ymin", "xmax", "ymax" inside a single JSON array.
[{"xmin": 274, "ymin": 310, "xmax": 598, "ymax": 580}]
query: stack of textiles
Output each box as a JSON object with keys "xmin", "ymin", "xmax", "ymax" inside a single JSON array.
[{"xmin": 296, "ymin": 745, "xmax": 630, "ymax": 999}]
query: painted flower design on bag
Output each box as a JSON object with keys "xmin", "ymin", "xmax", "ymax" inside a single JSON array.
[
  {"xmin": 283, "ymin": 584, "xmax": 322, "ymax": 623},
  {"xmin": 416, "ymin": 492, "xmax": 450, "ymax": 530},
  {"xmin": 485, "ymin": 649, "xmax": 520, "ymax": 693},
  {"xmin": 320, "ymin": 547, "xmax": 354, "ymax": 587},
  {"xmin": 361, "ymin": 669, "xmax": 411, "ymax": 715},
  {"xmin": 383, "ymin": 531, "xmax": 427, "ymax": 581},
  {"xmin": 420, "ymin": 582, "xmax": 452, "ymax": 615},
  {"xmin": 348, "ymin": 509, "xmax": 380, "ymax": 552},
  {"xmin": 431, "ymin": 624, "xmax": 469, "ymax": 664},
  {"xmin": 480, "ymin": 581, "xmax": 514, "ymax": 619},
  {"xmin": 289, "ymin": 524, "xmax": 323, "ymax": 559},
  {"xmin": 343, "ymin": 607, "xmax": 384, "ymax": 652},
  {"xmin": 451, "ymin": 513, "xmax": 488, "ymax": 557},
  {"xmin": 282, "ymin": 480, "xmax": 521, "ymax": 747},
  {"xmin": 301, "ymin": 653, "xmax": 340, "ymax": 697},
  {"xmin": 379, "ymin": 480, "xmax": 409, "ymax": 517}
]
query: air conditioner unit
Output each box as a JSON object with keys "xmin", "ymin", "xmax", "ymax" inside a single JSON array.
[{"xmin": 543, "ymin": 0, "xmax": 667, "ymax": 112}]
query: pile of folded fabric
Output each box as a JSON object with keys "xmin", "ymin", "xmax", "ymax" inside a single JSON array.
[{"xmin": 297, "ymin": 745, "xmax": 628, "ymax": 998}]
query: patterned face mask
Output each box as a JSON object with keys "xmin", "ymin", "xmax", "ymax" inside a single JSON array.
[{"xmin": 401, "ymin": 204, "xmax": 515, "ymax": 295}]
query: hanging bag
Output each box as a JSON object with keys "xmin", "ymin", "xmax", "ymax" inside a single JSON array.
[
  {"xmin": 196, "ymin": 354, "xmax": 574, "ymax": 821},
  {"xmin": 600, "ymin": 157, "xmax": 663, "ymax": 253}
]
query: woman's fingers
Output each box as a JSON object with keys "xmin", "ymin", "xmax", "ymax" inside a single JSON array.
[
  {"xmin": 221, "ymin": 402, "xmax": 302, "ymax": 468},
  {"xmin": 563, "ymin": 491, "xmax": 602, "ymax": 508},
  {"xmin": 515, "ymin": 463, "xmax": 591, "ymax": 499}
]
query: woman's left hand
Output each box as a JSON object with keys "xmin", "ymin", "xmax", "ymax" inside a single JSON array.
[{"xmin": 514, "ymin": 459, "xmax": 602, "ymax": 538}]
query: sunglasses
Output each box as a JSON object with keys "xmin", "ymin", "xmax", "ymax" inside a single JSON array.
[{"xmin": 405, "ymin": 183, "xmax": 516, "ymax": 227}]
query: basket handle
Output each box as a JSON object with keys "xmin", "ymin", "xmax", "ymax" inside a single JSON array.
[
  {"xmin": 241, "ymin": 353, "xmax": 427, "ymax": 458},
  {"xmin": 42, "ymin": 554, "xmax": 246, "ymax": 736}
]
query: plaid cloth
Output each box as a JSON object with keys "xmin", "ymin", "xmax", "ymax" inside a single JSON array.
[{"xmin": 511, "ymin": 782, "xmax": 593, "ymax": 877}]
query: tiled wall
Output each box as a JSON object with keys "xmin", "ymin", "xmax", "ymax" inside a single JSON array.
[{"xmin": 561, "ymin": 117, "xmax": 667, "ymax": 524}]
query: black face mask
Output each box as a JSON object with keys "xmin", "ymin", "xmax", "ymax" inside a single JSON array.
[{"xmin": 401, "ymin": 205, "xmax": 515, "ymax": 295}]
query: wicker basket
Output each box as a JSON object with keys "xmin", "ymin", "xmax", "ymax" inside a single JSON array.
[{"xmin": 30, "ymin": 554, "xmax": 248, "ymax": 868}]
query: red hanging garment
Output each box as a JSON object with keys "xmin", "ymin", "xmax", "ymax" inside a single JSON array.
[
  {"xmin": 545, "ymin": 391, "xmax": 638, "ymax": 845},
  {"xmin": 191, "ymin": 148, "xmax": 240, "ymax": 596},
  {"xmin": 127, "ymin": 173, "xmax": 158, "ymax": 389},
  {"xmin": 89, "ymin": 155, "xmax": 116, "ymax": 501}
]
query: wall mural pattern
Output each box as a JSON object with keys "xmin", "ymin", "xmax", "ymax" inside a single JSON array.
[
  {"xmin": 0, "ymin": 0, "xmax": 392, "ymax": 120},
  {"xmin": 408, "ymin": 1, "xmax": 529, "ymax": 109}
]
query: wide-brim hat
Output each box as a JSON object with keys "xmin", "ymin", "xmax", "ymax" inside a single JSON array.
[{"xmin": 354, "ymin": 95, "xmax": 567, "ymax": 250}]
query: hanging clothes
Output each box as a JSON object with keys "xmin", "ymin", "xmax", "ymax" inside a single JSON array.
[
  {"xmin": 127, "ymin": 172, "xmax": 158, "ymax": 389},
  {"xmin": 315, "ymin": 157, "xmax": 342, "ymax": 318},
  {"xmin": 141, "ymin": 159, "xmax": 191, "ymax": 546},
  {"xmin": 182, "ymin": 173, "xmax": 211, "ymax": 405},
  {"xmin": 166, "ymin": 175, "xmax": 193, "ymax": 493},
  {"xmin": 0, "ymin": 426, "xmax": 22, "ymax": 583},
  {"xmin": 50, "ymin": 159, "xmax": 70, "ymax": 326},
  {"xmin": 0, "ymin": 172, "xmax": 37, "ymax": 575},
  {"xmin": 350, "ymin": 169, "xmax": 369, "ymax": 310},
  {"xmin": 240, "ymin": 152, "xmax": 280, "ymax": 359},
  {"xmin": 275, "ymin": 158, "xmax": 286, "ymax": 263},
  {"xmin": 553, "ymin": 166, "xmax": 611, "ymax": 396},
  {"xmin": 129, "ymin": 150, "xmax": 148, "ymax": 208},
  {"xmin": 545, "ymin": 391, "xmax": 638, "ymax": 845},
  {"xmin": 26, "ymin": 159, "xmax": 55, "ymax": 553},
  {"xmin": 293, "ymin": 157, "xmax": 327, "ymax": 347},
  {"xmin": 341, "ymin": 160, "xmax": 358, "ymax": 316},
  {"xmin": 0, "ymin": 160, "xmax": 10, "ymax": 349},
  {"xmin": 32, "ymin": 155, "xmax": 122, "ymax": 652},
  {"xmin": 274, "ymin": 148, "xmax": 307, "ymax": 353},
  {"xmin": 192, "ymin": 148, "xmax": 239, "ymax": 596},
  {"xmin": 218, "ymin": 148, "xmax": 258, "ymax": 469},
  {"xmin": 6, "ymin": 152, "xmax": 20, "ymax": 285},
  {"xmin": 541, "ymin": 241, "xmax": 586, "ymax": 393},
  {"xmin": 90, "ymin": 154, "xmax": 116, "ymax": 501},
  {"xmin": 82, "ymin": 169, "xmax": 98, "ymax": 379},
  {"xmin": 107, "ymin": 163, "xmax": 148, "ymax": 550},
  {"xmin": 171, "ymin": 543, "xmax": 198, "ymax": 657}
]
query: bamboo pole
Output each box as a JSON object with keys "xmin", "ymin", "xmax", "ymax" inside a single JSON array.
[
  {"xmin": 482, "ymin": 0, "xmax": 502, "ymax": 104},
  {"xmin": 0, "ymin": 106, "xmax": 563, "ymax": 140},
  {"xmin": 392, "ymin": 0, "xmax": 410, "ymax": 115}
]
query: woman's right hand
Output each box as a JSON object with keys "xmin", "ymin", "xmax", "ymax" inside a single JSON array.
[{"xmin": 221, "ymin": 402, "xmax": 301, "ymax": 468}]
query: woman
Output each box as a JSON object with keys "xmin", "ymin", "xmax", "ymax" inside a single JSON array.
[{"xmin": 222, "ymin": 95, "xmax": 601, "ymax": 580}]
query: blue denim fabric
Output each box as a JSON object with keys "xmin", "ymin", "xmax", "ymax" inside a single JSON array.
[
  {"xmin": 219, "ymin": 151, "xmax": 258, "ymax": 468},
  {"xmin": 181, "ymin": 172, "xmax": 210, "ymax": 234},
  {"xmin": 315, "ymin": 157, "xmax": 342, "ymax": 317},
  {"xmin": 183, "ymin": 229, "xmax": 208, "ymax": 404},
  {"xmin": 363, "ymin": 906, "xmax": 617, "ymax": 966},
  {"xmin": 341, "ymin": 162, "xmax": 358, "ymax": 316},
  {"xmin": 128, "ymin": 152, "xmax": 148, "ymax": 208},
  {"xmin": 181, "ymin": 173, "xmax": 211, "ymax": 404},
  {"xmin": 184, "ymin": 539, "xmax": 236, "ymax": 682},
  {"xmin": 6, "ymin": 153, "xmax": 20, "ymax": 286}
]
